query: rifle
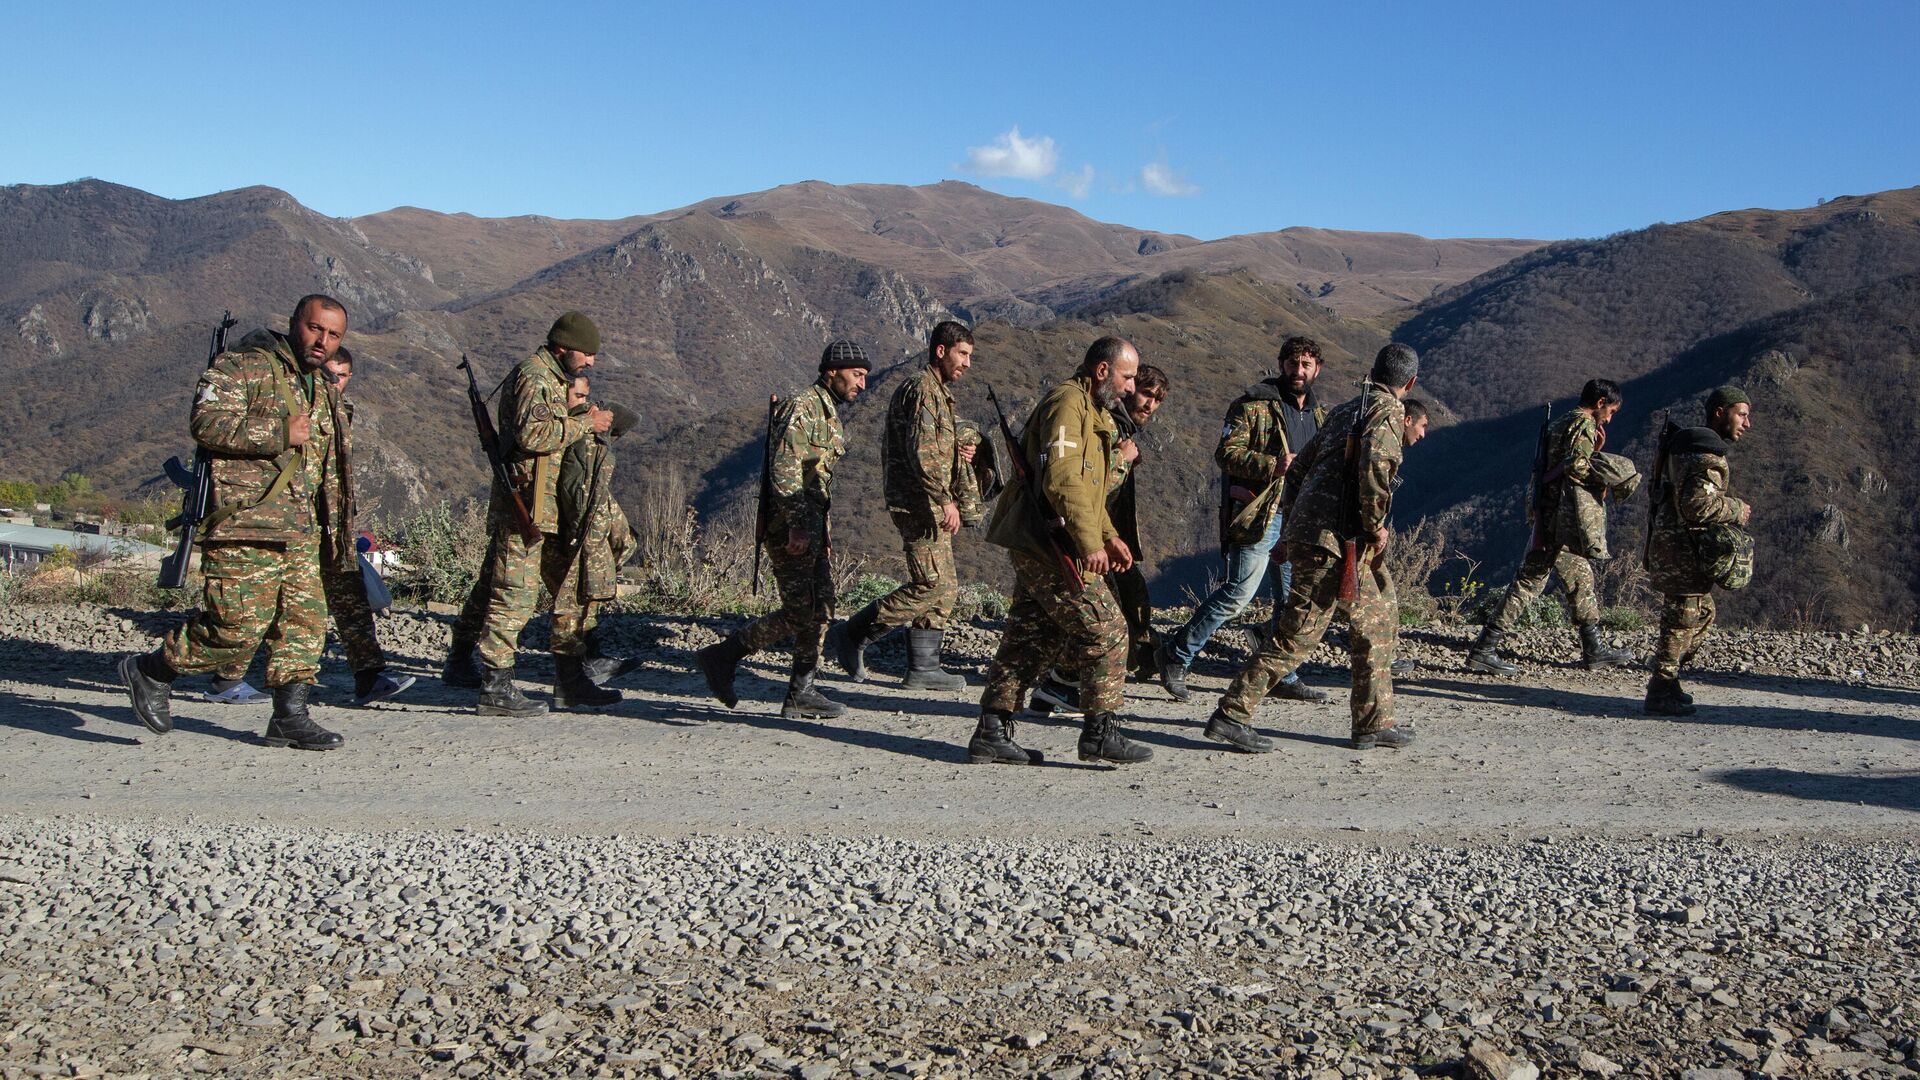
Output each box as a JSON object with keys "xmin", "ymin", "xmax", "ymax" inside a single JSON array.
[
  {"xmin": 458, "ymin": 354, "xmax": 540, "ymax": 544},
  {"xmin": 1642, "ymin": 411, "xmax": 1678, "ymax": 567},
  {"xmin": 986, "ymin": 384, "xmax": 1083, "ymax": 593},
  {"xmin": 1526, "ymin": 401, "xmax": 1554, "ymax": 552},
  {"xmin": 157, "ymin": 310, "xmax": 238, "ymax": 588},
  {"xmin": 751, "ymin": 394, "xmax": 777, "ymax": 596}
]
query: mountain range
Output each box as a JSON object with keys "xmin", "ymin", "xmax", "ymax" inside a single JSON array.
[{"xmin": 2, "ymin": 177, "xmax": 1915, "ymax": 629}]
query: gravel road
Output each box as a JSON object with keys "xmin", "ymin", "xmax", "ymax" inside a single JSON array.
[{"xmin": 1, "ymin": 602, "xmax": 1915, "ymax": 1077}]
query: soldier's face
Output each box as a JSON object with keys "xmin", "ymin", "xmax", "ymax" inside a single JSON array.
[
  {"xmin": 567, "ymin": 379, "xmax": 590, "ymax": 410},
  {"xmin": 558, "ymin": 348, "xmax": 596, "ymax": 375},
  {"xmin": 324, "ymin": 355, "xmax": 352, "ymax": 392},
  {"xmin": 1095, "ymin": 350, "xmax": 1139, "ymax": 410},
  {"xmin": 1128, "ymin": 390, "xmax": 1164, "ymax": 425},
  {"xmin": 826, "ymin": 366, "xmax": 866, "ymax": 401},
  {"xmin": 1281, "ymin": 353, "xmax": 1320, "ymax": 394},
  {"xmin": 934, "ymin": 341, "xmax": 973, "ymax": 384},
  {"xmin": 1715, "ymin": 402, "xmax": 1752, "ymax": 442},
  {"xmin": 1595, "ymin": 400, "xmax": 1621, "ymax": 424},
  {"xmin": 288, "ymin": 302, "xmax": 346, "ymax": 369},
  {"xmin": 1403, "ymin": 414, "xmax": 1429, "ymax": 446}
]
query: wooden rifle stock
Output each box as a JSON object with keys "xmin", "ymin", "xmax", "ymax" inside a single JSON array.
[
  {"xmin": 1338, "ymin": 538, "xmax": 1359, "ymax": 601},
  {"xmin": 459, "ymin": 355, "xmax": 541, "ymax": 545}
]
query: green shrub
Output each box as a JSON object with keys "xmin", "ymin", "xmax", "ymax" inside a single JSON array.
[
  {"xmin": 1600, "ymin": 606, "xmax": 1647, "ymax": 632},
  {"xmin": 385, "ymin": 499, "xmax": 489, "ymax": 606},
  {"xmin": 839, "ymin": 572, "xmax": 901, "ymax": 611}
]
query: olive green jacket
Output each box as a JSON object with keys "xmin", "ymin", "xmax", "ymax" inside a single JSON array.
[
  {"xmin": 986, "ymin": 375, "xmax": 1117, "ymax": 569},
  {"xmin": 192, "ymin": 330, "xmax": 343, "ymax": 546}
]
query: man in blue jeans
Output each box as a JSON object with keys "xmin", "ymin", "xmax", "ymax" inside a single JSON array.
[{"xmin": 1156, "ymin": 336, "xmax": 1330, "ymax": 703}]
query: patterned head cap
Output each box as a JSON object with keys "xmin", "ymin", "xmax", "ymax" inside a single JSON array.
[{"xmin": 820, "ymin": 340, "xmax": 871, "ymax": 372}]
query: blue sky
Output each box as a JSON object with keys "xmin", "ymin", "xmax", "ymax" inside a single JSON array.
[{"xmin": 4, "ymin": 1, "xmax": 1916, "ymax": 241}]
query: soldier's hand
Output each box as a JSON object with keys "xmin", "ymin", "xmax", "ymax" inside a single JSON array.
[
  {"xmin": 1119, "ymin": 438, "xmax": 1140, "ymax": 464},
  {"xmin": 1082, "ymin": 548, "xmax": 1111, "ymax": 576},
  {"xmin": 286, "ymin": 413, "xmax": 311, "ymax": 448},
  {"xmin": 785, "ymin": 528, "xmax": 811, "ymax": 556},
  {"xmin": 957, "ymin": 443, "xmax": 976, "ymax": 464},
  {"xmin": 1371, "ymin": 527, "xmax": 1391, "ymax": 556},
  {"xmin": 1278, "ymin": 451, "xmax": 1296, "ymax": 476},
  {"xmin": 1105, "ymin": 535, "xmax": 1134, "ymax": 573},
  {"xmin": 587, "ymin": 405, "xmax": 614, "ymax": 434},
  {"xmin": 1738, "ymin": 503, "xmax": 1751, "ymax": 526},
  {"xmin": 939, "ymin": 502, "xmax": 961, "ymax": 534}
]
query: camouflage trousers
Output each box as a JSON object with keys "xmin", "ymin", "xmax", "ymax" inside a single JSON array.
[
  {"xmin": 454, "ymin": 508, "xmax": 590, "ymax": 668},
  {"xmin": 165, "ymin": 535, "xmax": 325, "ymax": 688},
  {"xmin": 873, "ymin": 513, "xmax": 957, "ymax": 630},
  {"xmin": 982, "ymin": 551, "xmax": 1127, "ymax": 715},
  {"xmin": 1216, "ymin": 548, "xmax": 1397, "ymax": 736},
  {"xmin": 737, "ymin": 545, "xmax": 834, "ymax": 667},
  {"xmin": 214, "ymin": 545, "xmax": 384, "ymax": 681},
  {"xmin": 1488, "ymin": 546, "xmax": 1600, "ymax": 630},
  {"xmin": 1653, "ymin": 592, "xmax": 1715, "ymax": 679}
]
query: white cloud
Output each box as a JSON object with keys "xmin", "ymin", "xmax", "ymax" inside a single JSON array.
[
  {"xmin": 1140, "ymin": 159, "xmax": 1200, "ymax": 197},
  {"xmin": 1056, "ymin": 164, "xmax": 1095, "ymax": 199},
  {"xmin": 964, "ymin": 126, "xmax": 1060, "ymax": 180}
]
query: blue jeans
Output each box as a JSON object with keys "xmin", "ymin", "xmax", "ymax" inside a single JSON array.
[{"xmin": 1165, "ymin": 511, "xmax": 1298, "ymax": 683}]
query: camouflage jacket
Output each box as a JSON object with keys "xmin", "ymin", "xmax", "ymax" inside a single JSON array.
[
  {"xmin": 768, "ymin": 380, "xmax": 845, "ymax": 546},
  {"xmin": 1280, "ymin": 384, "xmax": 1404, "ymax": 558},
  {"xmin": 986, "ymin": 375, "xmax": 1117, "ymax": 568},
  {"xmin": 500, "ymin": 346, "xmax": 592, "ymax": 533},
  {"xmin": 1528, "ymin": 409, "xmax": 1601, "ymax": 540},
  {"xmin": 951, "ymin": 420, "xmax": 999, "ymax": 526},
  {"xmin": 883, "ymin": 365, "xmax": 957, "ymax": 521},
  {"xmin": 192, "ymin": 330, "xmax": 344, "ymax": 546},
  {"xmin": 1217, "ymin": 381, "xmax": 1326, "ymax": 546},
  {"xmin": 1646, "ymin": 427, "xmax": 1746, "ymax": 593},
  {"xmin": 557, "ymin": 414, "xmax": 632, "ymax": 602}
]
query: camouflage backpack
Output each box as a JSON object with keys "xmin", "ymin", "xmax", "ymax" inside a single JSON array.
[{"xmin": 1695, "ymin": 524, "xmax": 1754, "ymax": 591}]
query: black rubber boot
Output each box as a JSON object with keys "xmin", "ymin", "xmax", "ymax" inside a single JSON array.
[
  {"xmin": 553, "ymin": 655, "xmax": 620, "ymax": 710},
  {"xmin": 441, "ymin": 638, "xmax": 483, "ymax": 689},
  {"xmin": 696, "ymin": 636, "xmax": 747, "ymax": 709},
  {"xmin": 1352, "ymin": 725, "xmax": 1415, "ymax": 751},
  {"xmin": 1644, "ymin": 675, "xmax": 1696, "ymax": 716},
  {"xmin": 478, "ymin": 665, "xmax": 547, "ymax": 717},
  {"xmin": 1204, "ymin": 710, "xmax": 1275, "ymax": 753},
  {"xmin": 119, "ymin": 651, "xmax": 176, "ymax": 735},
  {"xmin": 1079, "ymin": 711, "xmax": 1153, "ymax": 765},
  {"xmin": 833, "ymin": 601, "xmax": 888, "ymax": 681},
  {"xmin": 1578, "ymin": 624, "xmax": 1635, "ymax": 669},
  {"xmin": 264, "ymin": 683, "xmax": 344, "ymax": 750},
  {"xmin": 580, "ymin": 632, "xmax": 642, "ymax": 686},
  {"xmin": 1154, "ymin": 641, "xmax": 1193, "ymax": 703},
  {"xmin": 1464, "ymin": 626, "xmax": 1520, "ymax": 675},
  {"xmin": 968, "ymin": 710, "xmax": 1040, "ymax": 765},
  {"xmin": 903, "ymin": 628, "xmax": 966, "ymax": 690},
  {"xmin": 782, "ymin": 663, "xmax": 846, "ymax": 720}
]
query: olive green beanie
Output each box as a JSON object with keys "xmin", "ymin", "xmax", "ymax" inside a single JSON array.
[
  {"xmin": 1705, "ymin": 385, "xmax": 1750, "ymax": 415},
  {"xmin": 547, "ymin": 311, "xmax": 601, "ymax": 354}
]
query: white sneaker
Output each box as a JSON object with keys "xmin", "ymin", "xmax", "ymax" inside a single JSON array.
[{"xmin": 204, "ymin": 681, "xmax": 269, "ymax": 705}]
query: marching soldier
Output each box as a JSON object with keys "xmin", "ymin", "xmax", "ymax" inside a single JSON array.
[
  {"xmin": 1205, "ymin": 343, "xmax": 1424, "ymax": 753},
  {"xmin": 119, "ymin": 295, "xmax": 353, "ymax": 750},
  {"xmin": 969, "ymin": 337, "xmax": 1153, "ymax": 767},
  {"xmin": 1466, "ymin": 378, "xmax": 1638, "ymax": 673},
  {"xmin": 442, "ymin": 311, "xmax": 627, "ymax": 715},
  {"xmin": 1644, "ymin": 385, "xmax": 1754, "ymax": 715},
  {"xmin": 697, "ymin": 341, "xmax": 870, "ymax": 718},
  {"xmin": 836, "ymin": 321, "xmax": 975, "ymax": 690},
  {"xmin": 554, "ymin": 375, "xmax": 641, "ymax": 702}
]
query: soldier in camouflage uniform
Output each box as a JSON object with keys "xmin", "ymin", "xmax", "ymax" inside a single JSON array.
[
  {"xmin": 835, "ymin": 321, "xmax": 975, "ymax": 691},
  {"xmin": 698, "ymin": 342, "xmax": 869, "ymax": 719},
  {"xmin": 552, "ymin": 377, "xmax": 641, "ymax": 704},
  {"xmin": 970, "ymin": 337, "xmax": 1153, "ymax": 767},
  {"xmin": 1206, "ymin": 343, "xmax": 1425, "ymax": 753},
  {"xmin": 442, "ymin": 312, "xmax": 623, "ymax": 716},
  {"xmin": 119, "ymin": 295, "xmax": 354, "ymax": 751},
  {"xmin": 1466, "ymin": 378, "xmax": 1638, "ymax": 674},
  {"xmin": 1156, "ymin": 336, "xmax": 1329, "ymax": 705},
  {"xmin": 1643, "ymin": 385, "xmax": 1754, "ymax": 716}
]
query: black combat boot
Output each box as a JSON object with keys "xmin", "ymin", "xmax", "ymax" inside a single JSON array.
[
  {"xmin": 118, "ymin": 651, "xmax": 177, "ymax": 735},
  {"xmin": 1079, "ymin": 711, "xmax": 1153, "ymax": 765},
  {"xmin": 1578, "ymin": 624, "xmax": 1635, "ymax": 669},
  {"xmin": 968, "ymin": 710, "xmax": 1040, "ymax": 764},
  {"xmin": 782, "ymin": 663, "xmax": 846, "ymax": 720},
  {"xmin": 695, "ymin": 636, "xmax": 747, "ymax": 709},
  {"xmin": 1464, "ymin": 626, "xmax": 1520, "ymax": 675},
  {"xmin": 1644, "ymin": 676, "xmax": 1696, "ymax": 717},
  {"xmin": 1153, "ymin": 641, "xmax": 1193, "ymax": 703},
  {"xmin": 441, "ymin": 637, "xmax": 483, "ymax": 689},
  {"xmin": 264, "ymin": 683, "xmax": 344, "ymax": 750},
  {"xmin": 1352, "ymin": 725, "xmax": 1415, "ymax": 751},
  {"xmin": 478, "ymin": 665, "xmax": 547, "ymax": 717},
  {"xmin": 579, "ymin": 632, "xmax": 642, "ymax": 686},
  {"xmin": 552, "ymin": 655, "xmax": 621, "ymax": 710},
  {"xmin": 1204, "ymin": 710, "xmax": 1275, "ymax": 753},
  {"xmin": 903, "ymin": 628, "xmax": 967, "ymax": 690},
  {"xmin": 833, "ymin": 601, "xmax": 889, "ymax": 681}
]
